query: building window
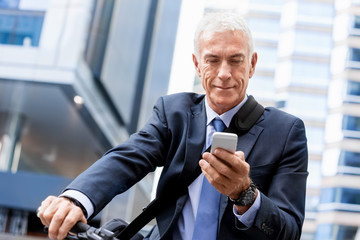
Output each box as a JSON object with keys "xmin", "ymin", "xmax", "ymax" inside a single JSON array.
[
  {"xmin": 339, "ymin": 151, "xmax": 360, "ymax": 168},
  {"xmin": 297, "ymin": 1, "xmax": 334, "ymax": 18},
  {"xmin": 275, "ymin": 100, "xmax": 286, "ymax": 108},
  {"xmin": 354, "ymin": 16, "xmax": 360, "ymax": 29},
  {"xmin": 342, "ymin": 115, "xmax": 360, "ymax": 132},
  {"xmin": 320, "ymin": 187, "xmax": 360, "ymax": 205},
  {"xmin": 319, "ymin": 188, "xmax": 335, "ymax": 204},
  {"xmin": 305, "ymin": 195, "xmax": 320, "ymax": 213},
  {"xmin": 347, "ymin": 81, "xmax": 360, "ymax": 96},
  {"xmin": 341, "ymin": 188, "xmax": 360, "ymax": 205},
  {"xmin": 315, "ymin": 224, "xmax": 359, "ymax": 240},
  {"xmin": 0, "ymin": 0, "xmax": 20, "ymax": 9},
  {"xmin": 0, "ymin": 1, "xmax": 45, "ymax": 47},
  {"xmin": 349, "ymin": 48, "xmax": 360, "ymax": 62}
]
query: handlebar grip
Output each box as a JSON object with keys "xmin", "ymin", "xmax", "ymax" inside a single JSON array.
[{"xmin": 70, "ymin": 221, "xmax": 90, "ymax": 234}]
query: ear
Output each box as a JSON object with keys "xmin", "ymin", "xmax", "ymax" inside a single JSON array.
[
  {"xmin": 249, "ymin": 52, "xmax": 257, "ymax": 78},
  {"xmin": 192, "ymin": 54, "xmax": 201, "ymax": 77}
]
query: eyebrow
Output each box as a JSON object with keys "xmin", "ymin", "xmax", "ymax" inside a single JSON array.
[
  {"xmin": 203, "ymin": 53, "xmax": 245, "ymax": 59},
  {"xmin": 229, "ymin": 53, "xmax": 245, "ymax": 58},
  {"xmin": 204, "ymin": 54, "xmax": 219, "ymax": 58}
]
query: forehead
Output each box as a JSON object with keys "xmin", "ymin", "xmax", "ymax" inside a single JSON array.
[{"xmin": 198, "ymin": 30, "xmax": 249, "ymax": 56}]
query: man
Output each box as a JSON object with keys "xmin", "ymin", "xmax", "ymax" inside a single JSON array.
[{"xmin": 38, "ymin": 12, "xmax": 308, "ymax": 240}]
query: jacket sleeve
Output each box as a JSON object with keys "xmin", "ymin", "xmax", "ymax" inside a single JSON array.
[
  {"xmin": 64, "ymin": 97, "xmax": 170, "ymax": 217},
  {"xmin": 241, "ymin": 117, "xmax": 308, "ymax": 240}
]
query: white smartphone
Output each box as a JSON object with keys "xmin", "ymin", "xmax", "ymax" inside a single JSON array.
[{"xmin": 211, "ymin": 132, "xmax": 238, "ymax": 154}]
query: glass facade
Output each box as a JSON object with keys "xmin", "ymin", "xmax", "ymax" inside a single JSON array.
[
  {"xmin": 100, "ymin": 0, "xmax": 153, "ymax": 132},
  {"xmin": 0, "ymin": 0, "xmax": 184, "ymax": 237},
  {"xmin": 4, "ymin": 83, "xmax": 106, "ymax": 177},
  {"xmin": 294, "ymin": 30, "xmax": 332, "ymax": 56},
  {"xmin": 138, "ymin": 0, "xmax": 182, "ymax": 128},
  {"xmin": 349, "ymin": 47, "xmax": 360, "ymax": 62},
  {"xmin": 254, "ymin": 46, "xmax": 278, "ymax": 70},
  {"xmin": 342, "ymin": 115, "xmax": 360, "ymax": 132},
  {"xmin": 339, "ymin": 151, "xmax": 360, "ymax": 169},
  {"xmin": 297, "ymin": 1, "xmax": 334, "ymax": 18},
  {"xmin": 97, "ymin": 0, "xmax": 181, "ymax": 133},
  {"xmin": 0, "ymin": 0, "xmax": 20, "ymax": 9},
  {"xmin": 247, "ymin": 18, "xmax": 281, "ymax": 37},
  {"xmin": 347, "ymin": 81, "xmax": 360, "ymax": 96},
  {"xmin": 316, "ymin": 224, "xmax": 358, "ymax": 240},
  {"xmin": 0, "ymin": 0, "xmax": 45, "ymax": 46},
  {"xmin": 320, "ymin": 187, "xmax": 360, "ymax": 206},
  {"xmin": 292, "ymin": 60, "xmax": 330, "ymax": 87},
  {"xmin": 306, "ymin": 193, "xmax": 320, "ymax": 213},
  {"xmin": 355, "ymin": 16, "xmax": 360, "ymax": 29}
]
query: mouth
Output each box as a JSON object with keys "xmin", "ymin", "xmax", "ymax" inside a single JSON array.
[{"xmin": 215, "ymin": 86, "xmax": 234, "ymax": 90}]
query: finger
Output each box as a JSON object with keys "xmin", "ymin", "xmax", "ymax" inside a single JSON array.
[
  {"xmin": 212, "ymin": 149, "xmax": 248, "ymax": 175},
  {"xmin": 234, "ymin": 151, "xmax": 245, "ymax": 161},
  {"xmin": 38, "ymin": 196, "xmax": 57, "ymax": 226},
  {"xmin": 57, "ymin": 207, "xmax": 86, "ymax": 240},
  {"xmin": 202, "ymin": 165, "xmax": 227, "ymax": 191},
  {"xmin": 200, "ymin": 158, "xmax": 244, "ymax": 196},
  {"xmin": 204, "ymin": 150, "xmax": 240, "ymax": 179},
  {"xmin": 213, "ymin": 149, "xmax": 244, "ymax": 162},
  {"xmin": 47, "ymin": 199, "xmax": 72, "ymax": 240},
  {"xmin": 199, "ymin": 157, "xmax": 227, "ymax": 190},
  {"xmin": 202, "ymin": 150, "xmax": 251, "ymax": 196}
]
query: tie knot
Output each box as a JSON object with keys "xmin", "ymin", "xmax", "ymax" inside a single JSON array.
[{"xmin": 213, "ymin": 118, "xmax": 226, "ymax": 132}]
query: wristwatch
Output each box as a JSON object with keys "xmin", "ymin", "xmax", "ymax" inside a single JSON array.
[{"xmin": 228, "ymin": 182, "xmax": 257, "ymax": 206}]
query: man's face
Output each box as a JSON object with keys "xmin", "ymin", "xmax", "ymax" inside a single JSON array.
[{"xmin": 193, "ymin": 30, "xmax": 257, "ymax": 115}]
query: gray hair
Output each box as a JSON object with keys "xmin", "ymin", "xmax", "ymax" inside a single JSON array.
[{"xmin": 194, "ymin": 12, "xmax": 254, "ymax": 59}]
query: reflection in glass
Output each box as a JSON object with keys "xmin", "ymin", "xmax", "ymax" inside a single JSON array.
[
  {"xmin": 342, "ymin": 115, "xmax": 360, "ymax": 132},
  {"xmin": 347, "ymin": 81, "xmax": 360, "ymax": 96},
  {"xmin": 320, "ymin": 187, "xmax": 360, "ymax": 205},
  {"xmin": 339, "ymin": 151, "xmax": 360, "ymax": 168},
  {"xmin": 0, "ymin": 80, "xmax": 106, "ymax": 179},
  {"xmin": 315, "ymin": 224, "xmax": 358, "ymax": 240},
  {"xmin": 0, "ymin": 12, "xmax": 44, "ymax": 46}
]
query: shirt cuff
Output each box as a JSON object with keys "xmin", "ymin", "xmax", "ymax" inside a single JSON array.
[
  {"xmin": 233, "ymin": 190, "xmax": 261, "ymax": 228},
  {"xmin": 60, "ymin": 190, "xmax": 95, "ymax": 219}
]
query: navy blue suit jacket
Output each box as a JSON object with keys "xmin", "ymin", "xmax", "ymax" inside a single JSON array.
[{"xmin": 66, "ymin": 93, "xmax": 308, "ymax": 240}]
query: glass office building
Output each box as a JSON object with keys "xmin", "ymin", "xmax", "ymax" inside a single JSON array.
[
  {"xmin": 316, "ymin": 0, "xmax": 360, "ymax": 239},
  {"xmin": 188, "ymin": 0, "xmax": 360, "ymax": 239},
  {"xmin": 0, "ymin": 0, "xmax": 182, "ymax": 238}
]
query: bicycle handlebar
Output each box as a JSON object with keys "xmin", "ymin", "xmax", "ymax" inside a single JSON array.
[
  {"xmin": 70, "ymin": 221, "xmax": 91, "ymax": 234},
  {"xmin": 44, "ymin": 221, "xmax": 118, "ymax": 240}
]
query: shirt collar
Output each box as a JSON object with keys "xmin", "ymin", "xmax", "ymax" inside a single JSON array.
[{"xmin": 205, "ymin": 95, "xmax": 248, "ymax": 128}]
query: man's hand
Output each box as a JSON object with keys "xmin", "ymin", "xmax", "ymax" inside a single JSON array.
[
  {"xmin": 200, "ymin": 149, "xmax": 257, "ymax": 213},
  {"xmin": 38, "ymin": 196, "xmax": 87, "ymax": 240}
]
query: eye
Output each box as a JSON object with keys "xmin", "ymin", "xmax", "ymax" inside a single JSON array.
[{"xmin": 229, "ymin": 57, "xmax": 244, "ymax": 65}]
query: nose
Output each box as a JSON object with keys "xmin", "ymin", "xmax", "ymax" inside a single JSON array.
[{"xmin": 218, "ymin": 61, "xmax": 231, "ymax": 80}]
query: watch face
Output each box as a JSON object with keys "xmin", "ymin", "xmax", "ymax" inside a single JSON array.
[{"xmin": 229, "ymin": 182, "xmax": 256, "ymax": 206}]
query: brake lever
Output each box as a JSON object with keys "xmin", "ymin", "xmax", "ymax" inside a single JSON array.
[{"xmin": 78, "ymin": 226, "xmax": 118, "ymax": 240}]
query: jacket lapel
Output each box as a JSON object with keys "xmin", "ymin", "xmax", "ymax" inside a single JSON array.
[
  {"xmin": 177, "ymin": 99, "xmax": 207, "ymax": 189},
  {"xmin": 157, "ymin": 99, "xmax": 207, "ymax": 237}
]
